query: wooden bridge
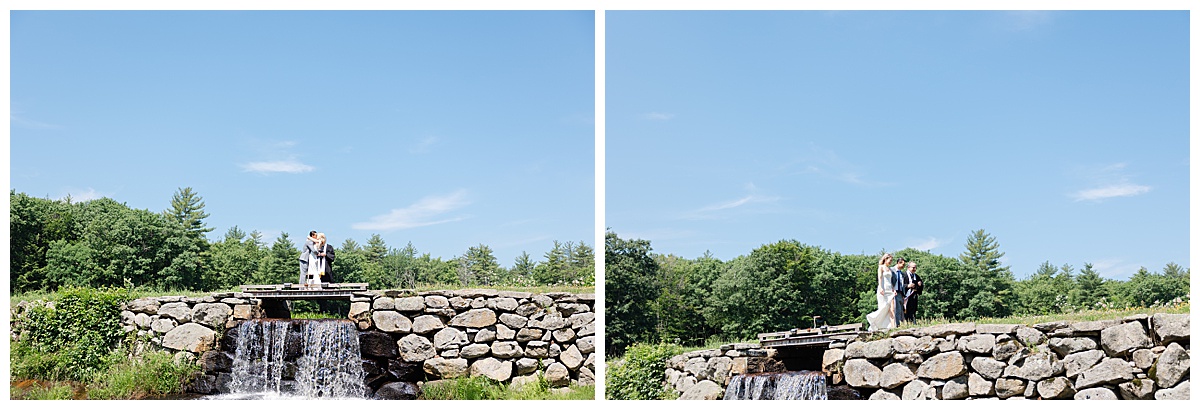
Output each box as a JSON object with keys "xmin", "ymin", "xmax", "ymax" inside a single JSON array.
[
  {"xmin": 239, "ymin": 283, "xmax": 369, "ymax": 301},
  {"xmin": 757, "ymin": 323, "xmax": 864, "ymax": 349}
]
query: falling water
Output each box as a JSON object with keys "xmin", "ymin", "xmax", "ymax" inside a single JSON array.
[
  {"xmin": 723, "ymin": 370, "xmax": 828, "ymax": 400},
  {"xmin": 221, "ymin": 319, "xmax": 365, "ymax": 399}
]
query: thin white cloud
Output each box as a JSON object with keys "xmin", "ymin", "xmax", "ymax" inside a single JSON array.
[
  {"xmin": 644, "ymin": 112, "xmax": 674, "ymax": 121},
  {"xmin": 682, "ymin": 194, "xmax": 781, "ymax": 220},
  {"xmin": 352, "ymin": 190, "xmax": 471, "ymax": 231},
  {"xmin": 1070, "ymin": 162, "xmax": 1151, "ymax": 202},
  {"xmin": 1072, "ymin": 183, "xmax": 1151, "ymax": 202},
  {"xmin": 241, "ymin": 159, "xmax": 315, "ymax": 174},
  {"xmin": 1092, "ymin": 259, "xmax": 1139, "ymax": 279},
  {"xmin": 410, "ymin": 136, "xmax": 440, "ymax": 154},
  {"xmin": 908, "ymin": 237, "xmax": 944, "ymax": 252},
  {"xmin": 787, "ymin": 143, "xmax": 888, "ymax": 187},
  {"xmin": 11, "ymin": 114, "xmax": 62, "ymax": 130}
]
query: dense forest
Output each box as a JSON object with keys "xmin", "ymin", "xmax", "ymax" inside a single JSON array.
[
  {"xmin": 605, "ymin": 230, "xmax": 1189, "ymax": 357},
  {"xmin": 9, "ymin": 188, "xmax": 595, "ymax": 295}
]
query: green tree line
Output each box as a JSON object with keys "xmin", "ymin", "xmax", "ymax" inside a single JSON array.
[
  {"xmin": 605, "ymin": 229, "xmax": 1189, "ymax": 357},
  {"xmin": 10, "ymin": 189, "xmax": 594, "ymax": 294}
]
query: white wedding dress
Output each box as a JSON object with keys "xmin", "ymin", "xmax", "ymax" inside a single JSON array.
[
  {"xmin": 865, "ymin": 265, "xmax": 896, "ymax": 331},
  {"xmin": 305, "ymin": 246, "xmax": 325, "ymax": 286}
]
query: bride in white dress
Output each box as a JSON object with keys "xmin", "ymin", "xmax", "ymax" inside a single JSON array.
[
  {"xmin": 305, "ymin": 233, "xmax": 327, "ymax": 288},
  {"xmin": 865, "ymin": 253, "xmax": 897, "ymax": 331}
]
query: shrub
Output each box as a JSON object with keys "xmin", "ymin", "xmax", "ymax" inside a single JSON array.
[
  {"xmin": 11, "ymin": 287, "xmax": 131, "ymax": 381},
  {"xmin": 605, "ymin": 342, "xmax": 683, "ymax": 400}
]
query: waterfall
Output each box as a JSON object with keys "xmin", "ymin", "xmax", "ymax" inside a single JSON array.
[
  {"xmin": 226, "ymin": 319, "xmax": 365, "ymax": 399},
  {"xmin": 723, "ymin": 371, "xmax": 828, "ymax": 400}
]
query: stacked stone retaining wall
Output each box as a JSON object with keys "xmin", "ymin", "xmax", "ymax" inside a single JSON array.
[
  {"xmin": 104, "ymin": 289, "xmax": 594, "ymax": 398},
  {"xmin": 829, "ymin": 314, "xmax": 1190, "ymax": 400},
  {"xmin": 665, "ymin": 314, "xmax": 1190, "ymax": 400}
]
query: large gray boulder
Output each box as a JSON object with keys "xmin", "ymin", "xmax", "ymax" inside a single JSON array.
[
  {"xmin": 957, "ymin": 334, "xmax": 996, "ymax": 354},
  {"xmin": 423, "ymin": 357, "xmax": 468, "ymax": 379},
  {"xmin": 162, "ymin": 323, "xmax": 216, "ymax": 353},
  {"xmin": 1074, "ymin": 387, "xmax": 1118, "ymax": 400},
  {"xmin": 1036, "ymin": 376, "xmax": 1075, "ymax": 399},
  {"xmin": 917, "ymin": 351, "xmax": 967, "ymax": 380},
  {"xmin": 971, "ymin": 356, "xmax": 1007, "ymax": 380},
  {"xmin": 1100, "ymin": 321, "xmax": 1153, "ymax": 356},
  {"xmin": 433, "ymin": 327, "xmax": 467, "ymax": 349},
  {"xmin": 411, "ymin": 315, "xmax": 444, "ymax": 334},
  {"xmin": 916, "ymin": 323, "xmax": 976, "ymax": 338},
  {"xmin": 679, "ymin": 380, "xmax": 723, "ymax": 400},
  {"xmin": 374, "ymin": 311, "xmax": 414, "ymax": 333},
  {"xmin": 460, "ymin": 343, "xmax": 490, "ymax": 359},
  {"xmin": 469, "ymin": 357, "xmax": 512, "ymax": 382},
  {"xmin": 969, "ymin": 372, "xmax": 995, "ymax": 396},
  {"xmin": 395, "ymin": 296, "xmax": 424, "ymax": 312},
  {"xmin": 1015, "ymin": 326, "xmax": 1047, "ymax": 346},
  {"xmin": 704, "ymin": 356, "xmax": 732, "ymax": 384},
  {"xmin": 372, "ymin": 297, "xmax": 395, "ymax": 310},
  {"xmin": 1153, "ymin": 342, "xmax": 1189, "ymax": 388},
  {"xmin": 901, "ymin": 379, "xmax": 929, "ymax": 400},
  {"xmin": 424, "ymin": 295, "xmax": 450, "ymax": 309},
  {"xmin": 349, "ymin": 302, "xmax": 372, "ymax": 329},
  {"xmin": 127, "ymin": 299, "xmax": 161, "ymax": 314},
  {"xmin": 1063, "ymin": 349, "xmax": 1106, "ymax": 378},
  {"xmin": 491, "ymin": 341, "xmax": 522, "ymax": 359},
  {"xmin": 158, "ymin": 302, "xmax": 192, "ymax": 323},
  {"xmin": 1075, "ymin": 358, "xmax": 1135, "ymax": 389},
  {"xmin": 1015, "ymin": 352, "xmax": 1063, "ymax": 381},
  {"xmin": 1048, "ymin": 337, "xmax": 1098, "ymax": 356},
  {"xmin": 942, "ymin": 375, "xmax": 969, "ymax": 400},
  {"xmin": 191, "ymin": 303, "xmax": 232, "ymax": 328},
  {"xmin": 448, "ymin": 308, "xmax": 498, "ymax": 328},
  {"xmin": 1151, "ymin": 313, "xmax": 1189, "ymax": 344},
  {"xmin": 1118, "ymin": 378, "xmax": 1156, "ymax": 400},
  {"xmin": 577, "ymin": 336, "xmax": 596, "ymax": 355},
  {"xmin": 1154, "ymin": 380, "xmax": 1189, "ymax": 400},
  {"xmin": 545, "ymin": 362, "xmax": 570, "ymax": 387},
  {"xmin": 879, "ymin": 363, "xmax": 916, "ymax": 389},
  {"xmin": 397, "ymin": 334, "xmax": 435, "ymax": 362},
  {"xmin": 844, "ymin": 359, "xmax": 882, "ymax": 388},
  {"xmin": 995, "ymin": 378, "xmax": 1026, "ymax": 399},
  {"xmin": 499, "ymin": 313, "xmax": 528, "ymax": 329},
  {"xmin": 863, "ymin": 338, "xmax": 894, "ymax": 359}
]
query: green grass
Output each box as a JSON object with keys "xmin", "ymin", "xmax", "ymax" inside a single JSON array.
[
  {"xmin": 86, "ymin": 351, "xmax": 199, "ymax": 399},
  {"xmin": 291, "ymin": 312, "xmax": 344, "ymax": 319},
  {"xmin": 12, "ymin": 382, "xmax": 77, "ymax": 400},
  {"xmin": 420, "ymin": 376, "xmax": 594, "ymax": 400},
  {"xmin": 12, "ymin": 285, "xmax": 593, "ymax": 305},
  {"xmin": 891, "ymin": 302, "xmax": 1191, "ymax": 332}
]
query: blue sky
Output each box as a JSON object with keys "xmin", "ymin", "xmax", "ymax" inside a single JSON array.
[
  {"xmin": 9, "ymin": 11, "xmax": 595, "ymax": 266},
  {"xmin": 607, "ymin": 11, "xmax": 1189, "ymax": 279}
]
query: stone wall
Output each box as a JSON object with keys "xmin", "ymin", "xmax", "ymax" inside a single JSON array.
[
  {"xmin": 118, "ymin": 292, "xmax": 265, "ymax": 361},
  {"xmin": 664, "ymin": 314, "xmax": 1190, "ymax": 400},
  {"xmin": 830, "ymin": 314, "xmax": 1190, "ymax": 400},
  {"xmin": 664, "ymin": 343, "xmax": 781, "ymax": 399},
  {"xmin": 347, "ymin": 289, "xmax": 597, "ymax": 397},
  {"xmin": 114, "ymin": 289, "xmax": 594, "ymax": 398}
]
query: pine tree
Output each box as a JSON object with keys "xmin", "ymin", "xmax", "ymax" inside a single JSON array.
[
  {"xmin": 955, "ymin": 229, "xmax": 1015, "ymax": 318},
  {"xmin": 164, "ymin": 187, "xmax": 213, "ymax": 240},
  {"xmin": 1071, "ymin": 263, "xmax": 1108, "ymax": 309},
  {"xmin": 365, "ymin": 234, "xmax": 388, "ymax": 263}
]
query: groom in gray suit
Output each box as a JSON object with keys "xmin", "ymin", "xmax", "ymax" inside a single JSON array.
[{"xmin": 298, "ymin": 230, "xmax": 318, "ymax": 284}]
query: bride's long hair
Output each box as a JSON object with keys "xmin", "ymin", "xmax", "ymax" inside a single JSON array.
[
  {"xmin": 316, "ymin": 232, "xmax": 327, "ymax": 249},
  {"xmin": 878, "ymin": 253, "xmax": 892, "ymax": 267}
]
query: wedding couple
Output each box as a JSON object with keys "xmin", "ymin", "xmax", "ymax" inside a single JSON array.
[
  {"xmin": 298, "ymin": 230, "xmax": 336, "ymax": 288},
  {"xmin": 865, "ymin": 253, "xmax": 924, "ymax": 331}
]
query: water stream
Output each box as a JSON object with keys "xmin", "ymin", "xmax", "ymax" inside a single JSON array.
[
  {"xmin": 208, "ymin": 319, "xmax": 365, "ymax": 399},
  {"xmin": 723, "ymin": 370, "xmax": 828, "ymax": 400}
]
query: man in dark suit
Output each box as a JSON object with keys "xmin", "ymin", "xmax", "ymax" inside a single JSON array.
[
  {"xmin": 892, "ymin": 257, "xmax": 909, "ymax": 326},
  {"xmin": 904, "ymin": 261, "xmax": 924, "ymax": 322}
]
